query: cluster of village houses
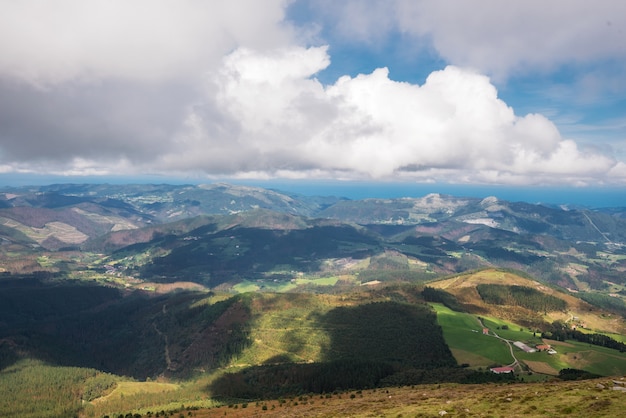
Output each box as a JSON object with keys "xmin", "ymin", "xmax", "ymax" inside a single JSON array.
[
  {"xmin": 512, "ymin": 341, "xmax": 557, "ymax": 355},
  {"xmin": 490, "ymin": 341, "xmax": 557, "ymax": 374}
]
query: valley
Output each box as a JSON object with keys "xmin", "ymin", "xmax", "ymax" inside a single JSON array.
[{"xmin": 0, "ymin": 183, "xmax": 626, "ymax": 417}]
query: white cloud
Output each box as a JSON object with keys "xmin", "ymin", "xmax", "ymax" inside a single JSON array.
[
  {"xmin": 305, "ymin": 0, "xmax": 626, "ymax": 80},
  {"xmin": 0, "ymin": 1, "xmax": 623, "ymax": 186},
  {"xmin": 435, "ymin": 3, "xmax": 622, "ymax": 80},
  {"xmin": 160, "ymin": 47, "xmax": 620, "ymax": 185},
  {"xmin": 0, "ymin": 0, "xmax": 293, "ymax": 85}
]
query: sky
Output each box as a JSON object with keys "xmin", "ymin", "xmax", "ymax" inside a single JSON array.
[{"xmin": 0, "ymin": 1, "xmax": 625, "ymax": 199}]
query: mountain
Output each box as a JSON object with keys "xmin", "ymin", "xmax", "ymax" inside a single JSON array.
[
  {"xmin": 428, "ymin": 269, "xmax": 626, "ymax": 334},
  {"xmin": 0, "ymin": 181, "xmax": 623, "ymax": 417},
  {"xmin": 321, "ymin": 193, "xmax": 626, "ymax": 243},
  {"xmin": 2, "ymin": 182, "xmax": 339, "ymax": 220},
  {"xmin": 1, "ymin": 178, "xmax": 626, "ymax": 418},
  {"xmin": 1, "ymin": 183, "xmax": 625, "ymax": 294},
  {"xmin": 2, "ymin": 268, "xmax": 626, "ymax": 417},
  {"xmin": 2, "ymin": 183, "xmax": 625, "ymax": 245}
]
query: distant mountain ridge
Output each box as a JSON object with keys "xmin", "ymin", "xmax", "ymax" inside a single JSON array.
[
  {"xmin": 1, "ymin": 182, "xmax": 625, "ymax": 292},
  {"xmin": 0, "ymin": 183, "xmax": 626, "ymax": 238},
  {"xmin": 1, "ymin": 182, "xmax": 339, "ymax": 220}
]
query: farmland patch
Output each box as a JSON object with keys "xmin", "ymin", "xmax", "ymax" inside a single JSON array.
[{"xmin": 524, "ymin": 360, "xmax": 559, "ymax": 375}]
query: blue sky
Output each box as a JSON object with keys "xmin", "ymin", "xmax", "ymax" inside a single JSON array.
[
  {"xmin": 286, "ymin": 1, "xmax": 626, "ymax": 162},
  {"xmin": 0, "ymin": 1, "xmax": 625, "ymax": 202}
]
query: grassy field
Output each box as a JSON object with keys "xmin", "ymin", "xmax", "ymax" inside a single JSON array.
[
  {"xmin": 602, "ymin": 331, "xmax": 626, "ymax": 343},
  {"xmin": 294, "ymin": 276, "xmax": 341, "ymax": 287},
  {"xmin": 539, "ymin": 340, "xmax": 626, "ymax": 376},
  {"xmin": 8, "ymin": 357, "xmax": 626, "ymax": 418},
  {"xmin": 115, "ymin": 379, "xmax": 626, "ymax": 418},
  {"xmin": 85, "ymin": 381, "xmax": 188, "ymax": 417},
  {"xmin": 232, "ymin": 279, "xmax": 297, "ymax": 293},
  {"xmin": 91, "ymin": 381, "xmax": 179, "ymax": 403},
  {"xmin": 432, "ymin": 302, "xmax": 626, "ymax": 379},
  {"xmin": 231, "ymin": 275, "xmax": 343, "ymax": 293},
  {"xmin": 235, "ymin": 292, "xmax": 334, "ymax": 365},
  {"xmin": 432, "ymin": 303, "xmax": 515, "ymax": 366}
]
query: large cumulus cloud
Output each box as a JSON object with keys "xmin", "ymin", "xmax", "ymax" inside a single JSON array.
[
  {"xmin": 159, "ymin": 47, "xmax": 619, "ymax": 184},
  {"xmin": 0, "ymin": 0, "xmax": 624, "ymax": 185}
]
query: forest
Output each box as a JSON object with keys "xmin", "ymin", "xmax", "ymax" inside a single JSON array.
[
  {"xmin": 476, "ymin": 284, "xmax": 567, "ymax": 313},
  {"xmin": 545, "ymin": 321, "xmax": 626, "ymax": 352},
  {"xmin": 421, "ymin": 286, "xmax": 464, "ymax": 312},
  {"xmin": 0, "ymin": 358, "xmax": 117, "ymax": 418}
]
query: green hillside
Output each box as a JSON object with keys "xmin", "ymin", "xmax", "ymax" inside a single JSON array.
[
  {"xmin": 1, "ymin": 184, "xmax": 626, "ymax": 416},
  {"xmin": 428, "ymin": 269, "xmax": 626, "ymax": 379},
  {"xmin": 0, "ymin": 276, "xmax": 506, "ymax": 416},
  {"xmin": 2, "ymin": 270, "xmax": 626, "ymax": 416}
]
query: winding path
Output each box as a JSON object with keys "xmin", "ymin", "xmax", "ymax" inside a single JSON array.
[
  {"xmin": 153, "ymin": 303, "xmax": 173, "ymax": 373},
  {"xmin": 477, "ymin": 317, "xmax": 520, "ymax": 370},
  {"xmin": 582, "ymin": 211, "xmax": 612, "ymax": 244}
]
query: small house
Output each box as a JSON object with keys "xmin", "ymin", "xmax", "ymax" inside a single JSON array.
[{"xmin": 490, "ymin": 366, "xmax": 515, "ymax": 374}]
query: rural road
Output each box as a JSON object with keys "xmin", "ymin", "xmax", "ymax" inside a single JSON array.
[{"xmin": 477, "ymin": 317, "xmax": 520, "ymax": 369}]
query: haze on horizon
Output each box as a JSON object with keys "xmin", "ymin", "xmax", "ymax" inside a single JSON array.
[{"xmin": 0, "ymin": 1, "xmax": 625, "ymax": 194}]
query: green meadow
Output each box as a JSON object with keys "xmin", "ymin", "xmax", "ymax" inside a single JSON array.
[
  {"xmin": 431, "ymin": 303, "xmax": 515, "ymax": 366},
  {"xmin": 432, "ymin": 303, "xmax": 626, "ymax": 377},
  {"xmin": 516, "ymin": 340, "xmax": 626, "ymax": 377},
  {"xmin": 232, "ymin": 275, "xmax": 343, "ymax": 293}
]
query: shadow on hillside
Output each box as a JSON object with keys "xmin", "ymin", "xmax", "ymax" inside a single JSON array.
[
  {"xmin": 139, "ymin": 225, "xmax": 378, "ymax": 286},
  {"xmin": 207, "ymin": 300, "xmax": 458, "ymax": 399},
  {"xmin": 317, "ymin": 302, "xmax": 455, "ymax": 366},
  {"xmin": 0, "ymin": 276, "xmax": 126, "ymax": 372},
  {"xmin": 0, "ymin": 277, "xmax": 253, "ymax": 380}
]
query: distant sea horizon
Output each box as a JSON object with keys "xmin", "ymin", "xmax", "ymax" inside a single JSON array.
[
  {"xmin": 0, "ymin": 174, "xmax": 624, "ymax": 208},
  {"xmin": 239, "ymin": 180, "xmax": 625, "ymax": 209}
]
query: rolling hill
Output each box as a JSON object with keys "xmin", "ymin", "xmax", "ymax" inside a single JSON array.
[
  {"xmin": 428, "ymin": 269, "xmax": 626, "ymax": 334},
  {"xmin": 1, "ymin": 183, "xmax": 626, "ymax": 416},
  {"xmin": 2, "ymin": 268, "xmax": 626, "ymax": 417},
  {"xmin": 1, "ymin": 183, "xmax": 626, "ymax": 321}
]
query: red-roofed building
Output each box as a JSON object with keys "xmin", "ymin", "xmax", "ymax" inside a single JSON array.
[{"xmin": 490, "ymin": 366, "xmax": 515, "ymax": 374}]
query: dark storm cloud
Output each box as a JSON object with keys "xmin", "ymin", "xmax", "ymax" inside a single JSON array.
[{"xmin": 0, "ymin": 79, "xmax": 193, "ymax": 163}]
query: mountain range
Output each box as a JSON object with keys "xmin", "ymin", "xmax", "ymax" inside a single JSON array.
[
  {"xmin": 1, "ymin": 183, "xmax": 625, "ymax": 292},
  {"xmin": 1, "ymin": 182, "xmax": 626, "ymax": 417}
]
